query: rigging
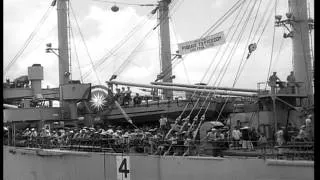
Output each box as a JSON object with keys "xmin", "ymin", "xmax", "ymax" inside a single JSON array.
[
  {"xmin": 4, "ymin": 3, "xmax": 54, "ymax": 76},
  {"xmin": 70, "ymin": 2, "xmax": 101, "ymax": 84}
]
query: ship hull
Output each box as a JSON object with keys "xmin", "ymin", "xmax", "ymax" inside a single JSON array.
[{"xmin": 3, "ymin": 146, "xmax": 314, "ymax": 180}]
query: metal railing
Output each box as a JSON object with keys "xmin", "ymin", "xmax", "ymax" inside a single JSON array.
[{"xmin": 4, "ymin": 136, "xmax": 314, "ymax": 160}]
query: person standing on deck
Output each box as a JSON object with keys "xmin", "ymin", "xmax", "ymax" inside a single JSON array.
[
  {"xmin": 159, "ymin": 114, "xmax": 168, "ymax": 134},
  {"xmin": 275, "ymin": 127, "xmax": 285, "ymax": 146},
  {"xmin": 124, "ymin": 86, "xmax": 132, "ymax": 106},
  {"xmin": 120, "ymin": 87, "xmax": 126, "ymax": 105},
  {"xmin": 206, "ymin": 128, "xmax": 216, "ymax": 156},
  {"xmin": 133, "ymin": 93, "xmax": 142, "ymax": 106},
  {"xmin": 232, "ymin": 126, "xmax": 241, "ymax": 149},
  {"xmin": 114, "ymin": 88, "xmax": 121, "ymax": 102},
  {"xmin": 258, "ymin": 133, "xmax": 268, "ymax": 153},
  {"xmin": 305, "ymin": 114, "xmax": 313, "ymax": 141},
  {"xmin": 213, "ymin": 129, "xmax": 225, "ymax": 157},
  {"xmin": 269, "ymin": 72, "xmax": 281, "ymax": 94},
  {"xmin": 287, "ymin": 71, "xmax": 296, "ymax": 94}
]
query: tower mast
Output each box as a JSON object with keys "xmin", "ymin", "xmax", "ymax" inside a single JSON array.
[
  {"xmin": 159, "ymin": 0, "xmax": 173, "ymax": 99},
  {"xmin": 57, "ymin": 0, "xmax": 70, "ymax": 86},
  {"xmin": 288, "ymin": 0, "xmax": 313, "ymax": 105}
]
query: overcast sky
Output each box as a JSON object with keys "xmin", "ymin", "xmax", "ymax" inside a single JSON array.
[{"xmin": 3, "ymin": 0, "xmax": 314, "ymax": 94}]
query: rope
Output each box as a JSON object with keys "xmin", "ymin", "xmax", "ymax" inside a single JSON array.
[
  {"xmin": 67, "ymin": 0, "xmax": 72, "ymax": 80},
  {"xmin": 202, "ymin": 0, "xmax": 245, "ymax": 37},
  {"xmin": 4, "ymin": 5, "xmax": 54, "ymax": 76},
  {"xmin": 233, "ymin": 0, "xmax": 262, "ymax": 83},
  {"xmin": 298, "ymin": 21, "xmax": 313, "ymax": 103},
  {"xmin": 113, "ymin": 29, "xmax": 155, "ymax": 76},
  {"xmin": 70, "ymin": 3, "xmax": 101, "ymax": 84},
  {"xmin": 70, "ymin": 24, "xmax": 84, "ymax": 83},
  {"xmin": 271, "ymin": 29, "xmax": 285, "ymax": 70},
  {"xmin": 265, "ymin": 0, "xmax": 278, "ymax": 90},
  {"xmin": 23, "ymin": 25, "xmax": 56, "ymax": 58},
  {"xmin": 92, "ymin": 0, "xmax": 157, "ymax": 7},
  {"xmin": 169, "ymin": 18, "xmax": 191, "ymax": 84},
  {"xmin": 252, "ymin": 0, "xmax": 274, "ymax": 43},
  {"xmin": 113, "ymin": 0, "xmax": 181, "ymax": 79},
  {"xmin": 158, "ymin": 0, "xmax": 245, "ymax": 85},
  {"xmin": 165, "ymin": 0, "xmax": 247, "ymax": 139},
  {"xmin": 215, "ymin": 0, "xmax": 276, "ymax": 123},
  {"xmin": 187, "ymin": 0, "xmax": 258, "ymax": 125},
  {"xmin": 209, "ymin": 0, "xmax": 254, "ymax": 88},
  {"xmin": 82, "ymin": 9, "xmax": 156, "ymax": 81},
  {"xmin": 211, "ymin": 0, "xmax": 258, "ymax": 121},
  {"xmin": 256, "ymin": 2, "xmax": 276, "ymax": 45}
]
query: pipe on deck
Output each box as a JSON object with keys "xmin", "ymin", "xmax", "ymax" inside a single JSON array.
[
  {"xmin": 3, "ymin": 104, "xmax": 19, "ymax": 109},
  {"xmin": 151, "ymin": 82, "xmax": 258, "ymax": 93},
  {"xmin": 106, "ymin": 81, "xmax": 257, "ymax": 97}
]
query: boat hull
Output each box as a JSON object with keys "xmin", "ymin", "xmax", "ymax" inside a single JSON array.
[{"xmin": 3, "ymin": 146, "xmax": 314, "ymax": 180}]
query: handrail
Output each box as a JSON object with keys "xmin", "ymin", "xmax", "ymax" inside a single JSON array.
[{"xmin": 4, "ymin": 136, "xmax": 314, "ymax": 160}]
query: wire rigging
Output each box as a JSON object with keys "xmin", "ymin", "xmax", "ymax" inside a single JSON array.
[
  {"xmin": 70, "ymin": 23, "xmax": 84, "ymax": 83},
  {"xmin": 187, "ymin": 0, "xmax": 261, "ymax": 130},
  {"xmin": 112, "ymin": 0, "xmax": 182, "ymax": 79},
  {"xmin": 214, "ymin": 0, "xmax": 278, "ymax": 123},
  {"xmin": 166, "ymin": 0, "xmax": 248, "ymax": 138},
  {"xmin": 214, "ymin": 0, "xmax": 263, "ymax": 122},
  {"xmin": 70, "ymin": 2, "xmax": 101, "ymax": 84},
  {"xmin": 82, "ymin": 10, "xmax": 156, "ymax": 80},
  {"xmin": 4, "ymin": 5, "xmax": 54, "ymax": 76},
  {"xmin": 265, "ymin": 0, "xmax": 278, "ymax": 89},
  {"xmin": 233, "ymin": 0, "xmax": 262, "ymax": 83}
]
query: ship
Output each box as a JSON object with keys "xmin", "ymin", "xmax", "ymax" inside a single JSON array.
[{"xmin": 3, "ymin": 0, "xmax": 314, "ymax": 180}]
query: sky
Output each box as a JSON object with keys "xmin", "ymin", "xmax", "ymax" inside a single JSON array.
[{"xmin": 3, "ymin": 0, "xmax": 314, "ymax": 96}]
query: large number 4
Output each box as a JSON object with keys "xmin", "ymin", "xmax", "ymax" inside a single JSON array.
[{"xmin": 118, "ymin": 158, "xmax": 130, "ymax": 178}]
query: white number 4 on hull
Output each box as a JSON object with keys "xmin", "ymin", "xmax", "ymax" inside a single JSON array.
[{"xmin": 116, "ymin": 156, "xmax": 131, "ymax": 180}]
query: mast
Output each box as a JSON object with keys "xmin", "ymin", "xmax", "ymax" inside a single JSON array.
[
  {"xmin": 288, "ymin": 0, "xmax": 313, "ymax": 105},
  {"xmin": 57, "ymin": 0, "xmax": 70, "ymax": 86},
  {"xmin": 159, "ymin": 0, "xmax": 173, "ymax": 99},
  {"xmin": 57, "ymin": 0, "xmax": 73, "ymax": 119}
]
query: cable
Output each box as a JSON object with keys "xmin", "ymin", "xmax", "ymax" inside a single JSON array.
[
  {"xmin": 214, "ymin": 0, "xmax": 276, "ymax": 123},
  {"xmin": 70, "ymin": 2, "xmax": 101, "ymax": 84},
  {"xmin": 113, "ymin": 0, "xmax": 179, "ymax": 79},
  {"xmin": 70, "ymin": 23, "xmax": 84, "ymax": 83},
  {"xmin": 4, "ymin": 5, "xmax": 54, "ymax": 76},
  {"xmin": 113, "ymin": 29, "xmax": 155, "ymax": 76},
  {"xmin": 82, "ymin": 9, "xmax": 156, "ymax": 80},
  {"xmin": 160, "ymin": 0, "xmax": 246, "ymax": 88},
  {"xmin": 183, "ymin": 0, "xmax": 257, "ymax": 125},
  {"xmin": 92, "ymin": 0, "xmax": 157, "ymax": 7},
  {"xmin": 270, "ymin": 29, "xmax": 285, "ymax": 70},
  {"xmin": 264, "ymin": 0, "xmax": 278, "ymax": 90},
  {"xmin": 213, "ymin": 0, "xmax": 262, "ymax": 122},
  {"xmin": 165, "ymin": 0, "xmax": 248, "ymax": 138},
  {"xmin": 23, "ymin": 25, "xmax": 56, "ymax": 57},
  {"xmin": 202, "ymin": 0, "xmax": 245, "ymax": 37},
  {"xmin": 233, "ymin": 0, "xmax": 262, "ymax": 83},
  {"xmin": 68, "ymin": 0, "xmax": 72, "ymax": 80},
  {"xmin": 208, "ymin": 0, "xmax": 253, "ymax": 87}
]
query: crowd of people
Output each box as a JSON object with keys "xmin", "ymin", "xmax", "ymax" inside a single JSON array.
[
  {"xmin": 3, "ymin": 114, "xmax": 313, "ymax": 157},
  {"xmin": 114, "ymin": 86, "xmax": 142, "ymax": 107}
]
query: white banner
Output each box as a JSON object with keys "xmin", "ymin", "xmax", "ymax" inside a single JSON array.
[{"xmin": 178, "ymin": 31, "xmax": 226, "ymax": 55}]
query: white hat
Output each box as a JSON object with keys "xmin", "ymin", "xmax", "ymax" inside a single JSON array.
[
  {"xmin": 305, "ymin": 118, "xmax": 311, "ymax": 124},
  {"xmin": 106, "ymin": 129, "xmax": 114, "ymax": 134}
]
